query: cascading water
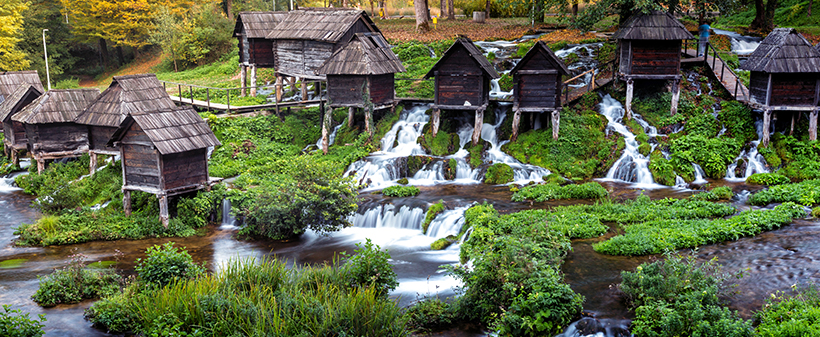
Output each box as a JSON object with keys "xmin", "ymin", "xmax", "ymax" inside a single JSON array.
[
  {"xmin": 312, "ymin": 122, "xmax": 344, "ymax": 150},
  {"xmin": 426, "ymin": 205, "xmax": 470, "ymax": 238},
  {"xmin": 555, "ymin": 43, "xmax": 604, "ymax": 88},
  {"xmin": 483, "ymin": 106, "xmax": 551, "ymax": 183},
  {"xmin": 692, "ymin": 163, "xmax": 709, "ymax": 185},
  {"xmin": 713, "ymin": 29, "xmax": 762, "ymax": 55},
  {"xmin": 220, "ymin": 199, "xmax": 238, "ymax": 230},
  {"xmin": 598, "ymin": 95, "xmax": 658, "ymax": 187},
  {"xmin": 348, "ymin": 204, "xmax": 426, "ymax": 230},
  {"xmin": 0, "ymin": 175, "xmax": 20, "ymax": 193},
  {"xmin": 726, "ymin": 119, "xmax": 769, "ymax": 181}
]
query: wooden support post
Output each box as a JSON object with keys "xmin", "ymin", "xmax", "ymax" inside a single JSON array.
[
  {"xmin": 670, "ymin": 79, "xmax": 681, "ymax": 116},
  {"xmin": 123, "ymin": 190, "xmax": 131, "ymax": 216},
  {"xmin": 431, "ymin": 109, "xmax": 441, "ymax": 137},
  {"xmin": 530, "ymin": 111, "xmax": 536, "ymax": 130},
  {"xmin": 159, "ymin": 194, "xmax": 169, "ymax": 228},
  {"xmin": 625, "ymin": 78, "xmax": 634, "ymax": 120},
  {"xmin": 762, "ymin": 109, "xmax": 772, "ymax": 147},
  {"xmin": 10, "ymin": 149, "xmax": 18, "ymax": 168},
  {"xmin": 249, "ymin": 64, "xmax": 257, "ymax": 97},
  {"xmin": 301, "ymin": 80, "xmax": 308, "ymax": 101},
  {"xmin": 810, "ymin": 109, "xmax": 818, "ymax": 141},
  {"xmin": 89, "ymin": 152, "xmax": 97, "ymax": 175},
  {"xmin": 314, "ymin": 81, "xmax": 321, "ymax": 97},
  {"xmin": 790, "ymin": 113, "xmax": 795, "ymax": 136},
  {"xmin": 275, "ymin": 75, "xmax": 283, "ymax": 102},
  {"xmin": 348, "ymin": 107, "xmax": 355, "ymax": 127},
  {"xmin": 36, "ymin": 158, "xmax": 45, "ymax": 175},
  {"xmin": 511, "ymin": 107, "xmax": 521, "ymax": 141},
  {"xmin": 365, "ymin": 106, "xmax": 373, "ymax": 136},
  {"xmin": 472, "ymin": 107, "xmax": 484, "ymax": 146},
  {"xmin": 552, "ymin": 109, "xmax": 560, "ymax": 140},
  {"xmin": 240, "ymin": 64, "xmax": 247, "ymax": 97},
  {"xmin": 322, "ymin": 105, "xmax": 332, "ymax": 154}
]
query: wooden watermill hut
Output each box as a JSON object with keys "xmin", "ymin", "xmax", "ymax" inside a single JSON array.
[
  {"xmin": 315, "ymin": 32, "xmax": 405, "ymax": 154},
  {"xmin": 424, "ymin": 37, "xmax": 500, "ymax": 146},
  {"xmin": 12, "ymin": 89, "xmax": 99, "ymax": 173},
  {"xmin": 613, "ymin": 10, "xmax": 693, "ymax": 118},
  {"xmin": 510, "ymin": 41, "xmax": 571, "ymax": 140},
  {"xmin": 739, "ymin": 28, "xmax": 820, "ymax": 145},
  {"xmin": 75, "ymin": 74, "xmax": 178, "ymax": 173},
  {"xmin": 108, "ymin": 106, "xmax": 220, "ymax": 226},
  {"xmin": 234, "ymin": 11, "xmax": 287, "ymax": 96},
  {"xmin": 266, "ymin": 8, "xmax": 380, "ymax": 100},
  {"xmin": 1, "ymin": 85, "xmax": 42, "ymax": 165},
  {"xmin": 0, "ymin": 71, "xmax": 45, "ymax": 164}
]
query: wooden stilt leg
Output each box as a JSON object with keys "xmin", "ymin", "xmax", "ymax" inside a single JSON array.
[
  {"xmin": 472, "ymin": 108, "xmax": 484, "ymax": 146},
  {"xmin": 762, "ymin": 109, "xmax": 772, "ymax": 147},
  {"xmin": 11, "ymin": 149, "xmax": 18, "ymax": 168},
  {"xmin": 511, "ymin": 107, "xmax": 521, "ymax": 141},
  {"xmin": 322, "ymin": 106, "xmax": 332, "ymax": 154},
  {"xmin": 529, "ymin": 111, "xmax": 536, "ymax": 130},
  {"xmin": 89, "ymin": 152, "xmax": 97, "ymax": 175},
  {"xmin": 301, "ymin": 81, "xmax": 308, "ymax": 101},
  {"xmin": 348, "ymin": 107, "xmax": 355, "ymax": 127},
  {"xmin": 365, "ymin": 107, "xmax": 373, "ymax": 136},
  {"xmin": 3, "ymin": 144, "xmax": 8, "ymax": 159},
  {"xmin": 240, "ymin": 65, "xmax": 247, "ymax": 97},
  {"xmin": 159, "ymin": 194, "xmax": 169, "ymax": 228},
  {"xmin": 625, "ymin": 78, "xmax": 634, "ymax": 120},
  {"xmin": 810, "ymin": 109, "xmax": 818, "ymax": 141},
  {"xmin": 249, "ymin": 64, "xmax": 257, "ymax": 97},
  {"xmin": 431, "ymin": 109, "xmax": 441, "ymax": 137},
  {"xmin": 36, "ymin": 157, "xmax": 45, "ymax": 174},
  {"xmin": 670, "ymin": 79, "xmax": 681, "ymax": 116},
  {"xmin": 275, "ymin": 75, "xmax": 283, "ymax": 102},
  {"xmin": 123, "ymin": 190, "xmax": 131, "ymax": 216},
  {"xmin": 790, "ymin": 113, "xmax": 795, "ymax": 136},
  {"xmin": 552, "ymin": 109, "xmax": 560, "ymax": 140}
]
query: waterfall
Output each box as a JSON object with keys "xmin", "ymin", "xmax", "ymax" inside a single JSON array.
[
  {"xmin": 555, "ymin": 43, "xmax": 604, "ymax": 88},
  {"xmin": 725, "ymin": 119, "xmax": 769, "ymax": 181},
  {"xmin": 713, "ymin": 28, "xmax": 762, "ymax": 55},
  {"xmin": 348, "ymin": 204, "xmax": 426, "ymax": 230},
  {"xmin": 555, "ymin": 317, "xmax": 631, "ymax": 337},
  {"xmin": 674, "ymin": 175, "xmax": 688, "ymax": 189},
  {"xmin": 598, "ymin": 95, "xmax": 657, "ymax": 187},
  {"xmin": 220, "ymin": 199, "xmax": 238, "ymax": 229},
  {"xmin": 426, "ymin": 205, "xmax": 471, "ymax": 238},
  {"xmin": 313, "ymin": 122, "xmax": 344, "ymax": 149},
  {"xmin": 0, "ymin": 176, "xmax": 20, "ymax": 193},
  {"xmin": 483, "ymin": 107, "xmax": 551, "ymax": 184},
  {"xmin": 489, "ymin": 77, "xmax": 513, "ymax": 99},
  {"xmin": 692, "ymin": 163, "xmax": 708, "ymax": 185}
]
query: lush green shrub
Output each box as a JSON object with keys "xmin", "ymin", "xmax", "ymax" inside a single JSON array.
[
  {"xmin": 649, "ymin": 152, "xmax": 677, "ymax": 186},
  {"xmin": 341, "ymin": 239, "xmax": 398, "ymax": 297},
  {"xmin": 565, "ymin": 195, "xmax": 737, "ymax": 224},
  {"xmin": 0, "ymin": 305, "xmax": 45, "ymax": 337},
  {"xmin": 392, "ymin": 41, "xmax": 430, "ymax": 62},
  {"xmin": 749, "ymin": 180, "xmax": 820, "ymax": 206},
  {"xmin": 511, "ymin": 182, "xmax": 608, "ymax": 202},
  {"xmin": 746, "ymin": 173, "xmax": 790, "ymax": 186},
  {"xmin": 542, "ymin": 173, "xmax": 566, "ymax": 185},
  {"xmin": 422, "ymin": 201, "xmax": 445, "ymax": 234},
  {"xmin": 33, "ymin": 253, "xmax": 121, "ymax": 307},
  {"xmin": 484, "ymin": 163, "xmax": 514, "ymax": 184},
  {"xmin": 755, "ymin": 286, "xmax": 820, "ymax": 337},
  {"xmin": 690, "ymin": 186, "xmax": 734, "ymax": 201},
  {"xmin": 669, "ymin": 135, "xmax": 742, "ymax": 179},
  {"xmin": 135, "ymin": 242, "xmax": 205, "ymax": 287},
  {"xmin": 84, "ymin": 283, "xmax": 141, "ymax": 333},
  {"xmin": 686, "ymin": 114, "xmax": 721, "ymax": 138},
  {"xmin": 405, "ymin": 298, "xmax": 457, "ymax": 333},
  {"xmin": 495, "ymin": 267, "xmax": 584, "ymax": 336},
  {"xmin": 382, "ymin": 185, "xmax": 420, "ymax": 197},
  {"xmin": 498, "ymin": 73, "xmax": 513, "ymax": 91}
]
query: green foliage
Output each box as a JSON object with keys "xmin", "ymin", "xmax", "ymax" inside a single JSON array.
[
  {"xmin": 749, "ymin": 180, "xmax": 820, "ymax": 206},
  {"xmin": 567, "ymin": 195, "xmax": 737, "ymax": 223},
  {"xmin": 771, "ymin": 135, "xmax": 820, "ymax": 181},
  {"xmin": 430, "ymin": 235, "xmax": 458, "ymax": 250},
  {"xmin": 686, "ymin": 114, "xmax": 720, "ymax": 137},
  {"xmin": 620, "ymin": 253, "xmax": 753, "ymax": 337},
  {"xmin": 397, "ymin": 177, "xmax": 409, "ymax": 185},
  {"xmin": 495, "ymin": 267, "xmax": 584, "ymax": 336},
  {"xmin": 813, "ymin": 206, "xmax": 820, "ymax": 218},
  {"xmin": 670, "ymin": 135, "xmax": 742, "ymax": 179},
  {"xmin": 718, "ymin": 101, "xmax": 757, "ymax": 143},
  {"xmin": 0, "ymin": 0, "xmax": 30, "ymax": 71},
  {"xmin": 468, "ymin": 144, "xmax": 484, "ymax": 168},
  {"xmin": 392, "ymin": 41, "xmax": 431, "ymax": 62},
  {"xmin": 420, "ymin": 129, "xmax": 459, "ymax": 156},
  {"xmin": 0, "ymin": 305, "xmax": 45, "ymax": 337},
  {"xmin": 747, "ymin": 173, "xmax": 790, "ymax": 186},
  {"xmin": 405, "ymin": 298, "xmax": 457, "ymax": 333},
  {"xmin": 135, "ymin": 242, "xmax": 204, "ymax": 287},
  {"xmin": 649, "ymin": 152, "xmax": 677, "ymax": 186},
  {"xmin": 33, "ymin": 253, "xmax": 121, "ymax": 307},
  {"xmin": 511, "ymin": 182, "xmax": 608, "ymax": 202},
  {"xmin": 422, "ymin": 201, "xmax": 445, "ymax": 234},
  {"xmin": 395, "ymin": 56, "xmax": 437, "ymax": 98},
  {"xmin": 498, "ymin": 73, "xmax": 513, "ymax": 92},
  {"xmin": 341, "ymin": 239, "xmax": 399, "ymax": 297},
  {"xmin": 756, "ymin": 285, "xmax": 820, "ymax": 337},
  {"xmin": 150, "ymin": 3, "xmax": 234, "ymax": 70},
  {"xmin": 690, "ymin": 186, "xmax": 734, "ymax": 201},
  {"xmin": 594, "ymin": 203, "xmax": 806, "ymax": 256},
  {"xmin": 542, "ymin": 173, "xmax": 566, "ymax": 185},
  {"xmin": 484, "ymin": 163, "xmax": 514, "ymax": 184},
  {"xmin": 382, "ymin": 185, "xmax": 421, "ymax": 197},
  {"xmin": 54, "ymin": 77, "xmax": 80, "ymax": 89}
]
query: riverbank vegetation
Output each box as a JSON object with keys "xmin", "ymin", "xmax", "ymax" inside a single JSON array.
[
  {"xmin": 32, "ymin": 253, "xmax": 121, "ymax": 307},
  {"xmin": 511, "ymin": 181, "xmax": 608, "ymax": 202},
  {"xmin": 0, "ymin": 305, "xmax": 45, "ymax": 337}
]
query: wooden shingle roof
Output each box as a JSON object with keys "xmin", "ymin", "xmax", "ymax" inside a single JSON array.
[
  {"xmin": 75, "ymin": 74, "xmax": 177, "ymax": 127},
  {"xmin": 265, "ymin": 8, "xmax": 379, "ymax": 42},
  {"xmin": 0, "ymin": 85, "xmax": 42, "ymax": 122},
  {"xmin": 613, "ymin": 10, "xmax": 694, "ymax": 40},
  {"xmin": 425, "ymin": 37, "xmax": 500, "ymax": 79},
  {"xmin": 510, "ymin": 41, "xmax": 571, "ymax": 75},
  {"xmin": 0, "ymin": 71, "xmax": 44, "ymax": 103},
  {"xmin": 740, "ymin": 28, "xmax": 820, "ymax": 73},
  {"xmin": 110, "ymin": 106, "xmax": 221, "ymax": 155},
  {"xmin": 13, "ymin": 89, "xmax": 99, "ymax": 124},
  {"xmin": 316, "ymin": 33, "xmax": 405, "ymax": 75},
  {"xmin": 234, "ymin": 11, "xmax": 288, "ymax": 39}
]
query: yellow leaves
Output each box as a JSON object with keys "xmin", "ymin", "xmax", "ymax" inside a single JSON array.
[
  {"xmin": 0, "ymin": 0, "xmax": 30, "ymax": 71},
  {"xmin": 537, "ymin": 29, "xmax": 599, "ymax": 44}
]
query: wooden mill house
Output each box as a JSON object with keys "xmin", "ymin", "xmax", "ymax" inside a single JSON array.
[
  {"xmin": 510, "ymin": 41, "xmax": 571, "ymax": 140},
  {"xmin": 315, "ymin": 32, "xmax": 405, "ymax": 154},
  {"xmin": 234, "ymin": 11, "xmax": 287, "ymax": 96},
  {"xmin": 109, "ymin": 106, "xmax": 220, "ymax": 226},
  {"xmin": 0, "ymin": 71, "xmax": 45, "ymax": 164},
  {"xmin": 12, "ymin": 89, "xmax": 100, "ymax": 173},
  {"xmin": 75, "ymin": 74, "xmax": 179, "ymax": 173},
  {"xmin": 739, "ymin": 28, "xmax": 820, "ymax": 145},
  {"xmin": 424, "ymin": 37, "xmax": 500, "ymax": 146},
  {"xmin": 265, "ymin": 8, "xmax": 380, "ymax": 101},
  {"xmin": 613, "ymin": 10, "xmax": 693, "ymax": 118}
]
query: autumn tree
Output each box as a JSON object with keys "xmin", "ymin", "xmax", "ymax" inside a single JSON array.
[
  {"xmin": 0, "ymin": 0, "xmax": 30, "ymax": 71},
  {"xmin": 415, "ymin": 0, "xmax": 430, "ymax": 31},
  {"xmin": 150, "ymin": 1, "xmax": 233, "ymax": 71}
]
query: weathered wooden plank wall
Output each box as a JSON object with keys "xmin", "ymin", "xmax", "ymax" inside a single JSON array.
[
  {"xmin": 749, "ymin": 72, "xmax": 769, "ymax": 104},
  {"xmin": 250, "ymin": 39, "xmax": 275, "ymax": 66},
  {"xmin": 122, "ymin": 123, "xmax": 160, "ymax": 189},
  {"xmin": 89, "ymin": 125, "xmax": 118, "ymax": 153},
  {"xmin": 27, "ymin": 123, "xmax": 88, "ymax": 154},
  {"xmin": 771, "ymin": 74, "xmax": 818, "ymax": 106},
  {"xmin": 327, "ymin": 76, "xmax": 366, "ymax": 106},
  {"xmin": 370, "ymin": 74, "xmax": 394, "ymax": 105},
  {"xmin": 629, "ymin": 41, "xmax": 680, "ymax": 75},
  {"xmin": 162, "ymin": 149, "xmax": 208, "ymax": 190}
]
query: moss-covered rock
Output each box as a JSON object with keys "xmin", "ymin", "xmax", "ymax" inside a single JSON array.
[
  {"xmin": 484, "ymin": 163, "xmax": 514, "ymax": 185},
  {"xmin": 443, "ymin": 159, "xmax": 457, "ymax": 180},
  {"xmin": 431, "ymin": 235, "xmax": 459, "ymax": 250},
  {"xmin": 746, "ymin": 173, "xmax": 790, "ymax": 186},
  {"xmin": 397, "ymin": 178, "xmax": 409, "ymax": 185},
  {"xmin": 468, "ymin": 144, "xmax": 484, "ymax": 169},
  {"xmin": 422, "ymin": 201, "xmax": 445, "ymax": 234},
  {"xmin": 543, "ymin": 173, "xmax": 567, "ymax": 185},
  {"xmin": 382, "ymin": 185, "xmax": 420, "ymax": 197},
  {"xmin": 407, "ymin": 156, "xmax": 433, "ymax": 177},
  {"xmin": 420, "ymin": 130, "xmax": 459, "ymax": 156}
]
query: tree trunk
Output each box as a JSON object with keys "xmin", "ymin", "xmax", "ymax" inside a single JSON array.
[
  {"xmin": 225, "ymin": 0, "xmax": 232, "ymax": 19},
  {"xmin": 485, "ymin": 0, "xmax": 490, "ymax": 18},
  {"xmin": 115, "ymin": 46, "xmax": 125, "ymax": 66},
  {"xmin": 414, "ymin": 0, "xmax": 430, "ymax": 31},
  {"xmin": 533, "ymin": 0, "xmax": 544, "ymax": 23},
  {"xmin": 572, "ymin": 3, "xmax": 578, "ymax": 17},
  {"xmin": 425, "ymin": 0, "xmax": 431, "ymax": 20},
  {"xmin": 440, "ymin": 0, "xmax": 446, "ymax": 19},
  {"xmin": 371, "ymin": 0, "xmax": 375, "ymax": 17},
  {"xmin": 668, "ymin": 0, "xmax": 678, "ymax": 15},
  {"xmin": 98, "ymin": 39, "xmax": 110, "ymax": 68},
  {"xmin": 447, "ymin": 0, "xmax": 454, "ymax": 19},
  {"xmin": 750, "ymin": 0, "xmax": 776, "ymax": 31}
]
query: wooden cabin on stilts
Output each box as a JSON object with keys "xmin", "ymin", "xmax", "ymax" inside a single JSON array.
[
  {"xmin": 510, "ymin": 41, "xmax": 570, "ymax": 140},
  {"xmin": 75, "ymin": 74, "xmax": 179, "ymax": 174},
  {"xmin": 425, "ymin": 37, "xmax": 500, "ymax": 146},
  {"xmin": 739, "ymin": 28, "xmax": 820, "ymax": 145},
  {"xmin": 234, "ymin": 11, "xmax": 287, "ymax": 97},
  {"xmin": 12, "ymin": 89, "xmax": 99, "ymax": 174},
  {"xmin": 0, "ymin": 71, "xmax": 45, "ymax": 165},
  {"xmin": 266, "ymin": 8, "xmax": 380, "ymax": 102},
  {"xmin": 108, "ymin": 106, "xmax": 220, "ymax": 227},
  {"xmin": 613, "ymin": 10, "xmax": 693, "ymax": 119},
  {"xmin": 315, "ymin": 32, "xmax": 405, "ymax": 154}
]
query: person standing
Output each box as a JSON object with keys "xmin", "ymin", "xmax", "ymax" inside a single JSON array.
[{"xmin": 698, "ymin": 21, "xmax": 711, "ymax": 57}]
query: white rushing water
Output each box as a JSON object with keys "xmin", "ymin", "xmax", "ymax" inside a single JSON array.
[
  {"xmin": 597, "ymin": 95, "xmax": 659, "ymax": 188},
  {"xmin": 725, "ymin": 119, "xmax": 769, "ymax": 181},
  {"xmin": 313, "ymin": 121, "xmax": 345, "ymax": 150},
  {"xmin": 713, "ymin": 28, "xmax": 762, "ymax": 55},
  {"xmin": 692, "ymin": 163, "xmax": 709, "ymax": 185},
  {"xmin": 426, "ymin": 205, "xmax": 470, "ymax": 238},
  {"xmin": 349, "ymin": 204, "xmax": 426, "ymax": 230},
  {"xmin": 555, "ymin": 43, "xmax": 604, "ymax": 88},
  {"xmin": 220, "ymin": 198, "xmax": 239, "ymax": 230},
  {"xmin": 483, "ymin": 106, "xmax": 551, "ymax": 183},
  {"xmin": 0, "ymin": 176, "xmax": 20, "ymax": 193}
]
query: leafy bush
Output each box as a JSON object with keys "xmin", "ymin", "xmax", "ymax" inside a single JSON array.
[
  {"xmin": 511, "ymin": 182, "xmax": 608, "ymax": 202},
  {"xmin": 669, "ymin": 135, "xmax": 742, "ymax": 179},
  {"xmin": 0, "ymin": 305, "xmax": 45, "ymax": 337},
  {"xmin": 749, "ymin": 180, "xmax": 820, "ymax": 206},
  {"xmin": 495, "ymin": 267, "xmax": 584, "ymax": 336},
  {"xmin": 33, "ymin": 253, "xmax": 121, "ymax": 307},
  {"xmin": 690, "ymin": 186, "xmax": 734, "ymax": 201},
  {"xmin": 341, "ymin": 239, "xmax": 398, "ymax": 297},
  {"xmin": 382, "ymin": 185, "xmax": 420, "ymax": 197},
  {"xmin": 484, "ymin": 163, "xmax": 514, "ymax": 184},
  {"xmin": 422, "ymin": 201, "xmax": 445, "ymax": 234},
  {"xmin": 746, "ymin": 173, "xmax": 790, "ymax": 186},
  {"xmin": 755, "ymin": 286, "xmax": 820, "ymax": 337},
  {"xmin": 392, "ymin": 41, "xmax": 430, "ymax": 62},
  {"xmin": 405, "ymin": 298, "xmax": 457, "ymax": 333},
  {"xmin": 814, "ymin": 207, "xmax": 820, "ymax": 218},
  {"xmin": 135, "ymin": 242, "xmax": 204, "ymax": 287}
]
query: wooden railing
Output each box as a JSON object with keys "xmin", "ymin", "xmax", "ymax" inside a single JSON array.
[
  {"xmin": 682, "ymin": 39, "xmax": 750, "ymax": 102},
  {"xmin": 562, "ymin": 59, "xmax": 616, "ymax": 103},
  {"xmin": 160, "ymin": 79, "xmax": 325, "ymax": 113}
]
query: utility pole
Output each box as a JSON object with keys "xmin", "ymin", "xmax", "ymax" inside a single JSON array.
[{"xmin": 43, "ymin": 29, "xmax": 51, "ymax": 91}]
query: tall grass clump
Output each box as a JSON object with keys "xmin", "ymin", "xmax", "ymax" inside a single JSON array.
[
  {"xmin": 422, "ymin": 201, "xmax": 445, "ymax": 234},
  {"xmin": 32, "ymin": 253, "xmax": 121, "ymax": 307}
]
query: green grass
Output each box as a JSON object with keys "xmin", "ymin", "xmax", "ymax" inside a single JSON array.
[
  {"xmin": 484, "ymin": 163, "xmax": 514, "ymax": 184},
  {"xmin": 33, "ymin": 255, "xmax": 121, "ymax": 307},
  {"xmin": 511, "ymin": 182, "xmax": 608, "ymax": 202}
]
